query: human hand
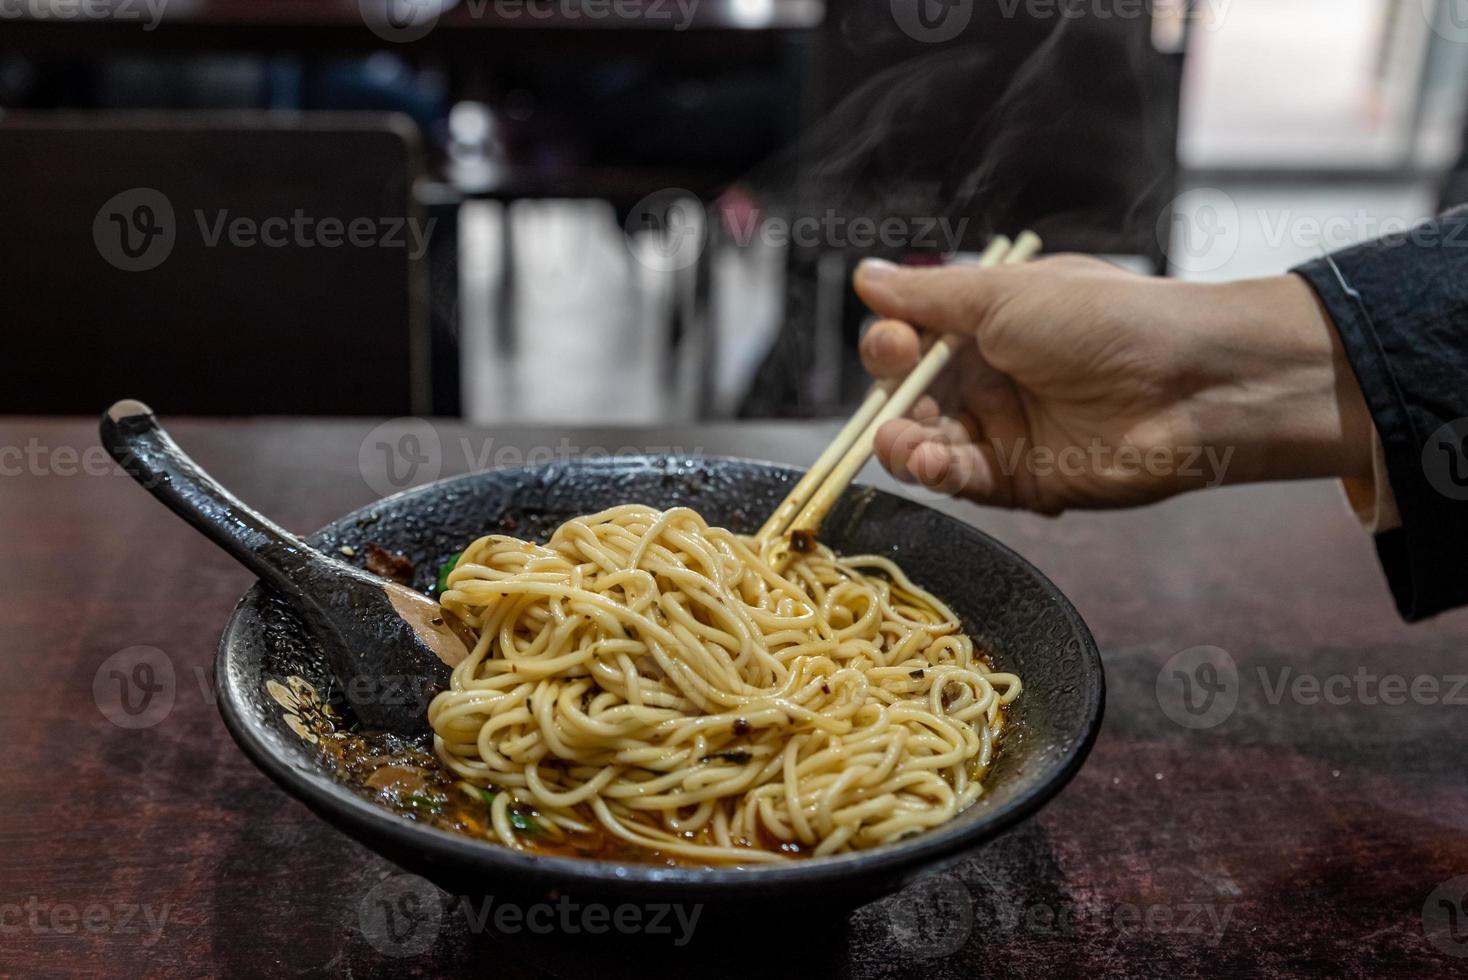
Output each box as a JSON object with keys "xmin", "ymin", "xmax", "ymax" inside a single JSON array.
[{"xmin": 853, "ymin": 255, "xmax": 1374, "ymax": 514}]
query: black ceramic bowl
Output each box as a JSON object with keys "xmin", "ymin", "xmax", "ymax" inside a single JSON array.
[{"xmin": 216, "ymin": 456, "xmax": 1102, "ymax": 968}]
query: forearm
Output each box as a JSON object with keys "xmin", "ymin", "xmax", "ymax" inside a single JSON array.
[{"xmin": 1177, "ymin": 274, "xmax": 1375, "ymax": 487}]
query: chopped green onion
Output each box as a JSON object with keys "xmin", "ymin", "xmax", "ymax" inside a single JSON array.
[
  {"xmin": 402, "ymin": 793, "xmax": 443, "ymax": 814},
  {"xmin": 509, "ymin": 809, "xmax": 543, "ymax": 836},
  {"xmin": 435, "ymin": 551, "xmax": 463, "ymax": 595}
]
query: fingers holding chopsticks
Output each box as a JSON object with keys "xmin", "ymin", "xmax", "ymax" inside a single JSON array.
[
  {"xmin": 854, "ymin": 231, "xmax": 1041, "ymax": 344},
  {"xmin": 859, "ymin": 319, "xmax": 921, "ymax": 380},
  {"xmin": 762, "ymin": 233, "xmax": 1040, "ymax": 539},
  {"xmin": 854, "ymin": 261, "xmax": 994, "ymax": 335},
  {"xmin": 876, "ymin": 415, "xmax": 1007, "ymax": 504},
  {"xmin": 860, "ymin": 319, "xmax": 963, "ymax": 419}
]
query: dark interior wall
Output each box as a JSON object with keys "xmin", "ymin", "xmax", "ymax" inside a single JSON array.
[{"xmin": 0, "ymin": 113, "xmax": 431, "ymax": 416}]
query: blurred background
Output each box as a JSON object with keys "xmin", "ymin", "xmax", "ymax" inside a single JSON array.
[{"xmin": 3, "ymin": 0, "xmax": 1467, "ymax": 424}]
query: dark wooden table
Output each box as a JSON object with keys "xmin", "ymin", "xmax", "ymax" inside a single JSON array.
[{"xmin": 4, "ymin": 416, "xmax": 1468, "ymax": 978}]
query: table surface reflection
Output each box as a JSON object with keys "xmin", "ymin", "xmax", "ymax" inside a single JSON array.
[{"xmin": 2, "ymin": 416, "xmax": 1466, "ymax": 977}]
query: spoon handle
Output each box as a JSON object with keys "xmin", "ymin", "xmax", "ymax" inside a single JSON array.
[{"xmin": 99, "ymin": 399, "xmax": 307, "ymax": 595}]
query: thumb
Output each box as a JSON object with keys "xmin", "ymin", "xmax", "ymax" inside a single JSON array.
[{"xmin": 853, "ymin": 259, "xmax": 1004, "ymax": 335}]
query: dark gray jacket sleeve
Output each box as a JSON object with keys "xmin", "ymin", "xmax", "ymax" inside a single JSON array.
[{"xmin": 1293, "ymin": 206, "xmax": 1468, "ymax": 621}]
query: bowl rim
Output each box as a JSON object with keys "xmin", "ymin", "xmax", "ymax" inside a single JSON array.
[{"xmin": 216, "ymin": 454, "xmax": 1105, "ymax": 891}]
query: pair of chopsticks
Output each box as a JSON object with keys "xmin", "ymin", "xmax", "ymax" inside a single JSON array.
[{"xmin": 757, "ymin": 231, "xmax": 1043, "ymax": 544}]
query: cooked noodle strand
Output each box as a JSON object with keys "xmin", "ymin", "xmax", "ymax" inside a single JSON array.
[{"xmin": 429, "ymin": 504, "xmax": 1020, "ymax": 864}]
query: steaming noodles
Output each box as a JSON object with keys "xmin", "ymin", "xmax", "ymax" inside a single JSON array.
[{"xmin": 425, "ymin": 504, "xmax": 1020, "ymax": 864}]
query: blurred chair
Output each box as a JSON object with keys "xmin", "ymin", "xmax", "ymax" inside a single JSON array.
[{"xmin": 0, "ymin": 111, "xmax": 444, "ymax": 415}]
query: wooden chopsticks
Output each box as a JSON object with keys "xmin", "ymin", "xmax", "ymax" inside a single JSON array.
[{"xmin": 758, "ymin": 231, "xmax": 1042, "ymax": 544}]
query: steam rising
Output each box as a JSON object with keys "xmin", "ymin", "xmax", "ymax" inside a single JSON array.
[{"xmin": 733, "ymin": 3, "xmax": 1178, "ymax": 258}]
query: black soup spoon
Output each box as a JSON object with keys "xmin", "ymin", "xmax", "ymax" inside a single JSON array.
[{"xmin": 100, "ymin": 399, "xmax": 471, "ymax": 735}]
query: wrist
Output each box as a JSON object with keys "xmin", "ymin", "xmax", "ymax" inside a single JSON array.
[{"xmin": 1179, "ymin": 274, "xmax": 1374, "ymax": 485}]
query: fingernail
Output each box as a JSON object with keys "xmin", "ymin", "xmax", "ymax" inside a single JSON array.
[{"xmin": 858, "ymin": 258, "xmax": 899, "ymax": 282}]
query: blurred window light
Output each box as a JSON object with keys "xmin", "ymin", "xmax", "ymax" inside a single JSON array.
[
  {"xmin": 729, "ymin": 0, "xmax": 775, "ymax": 28},
  {"xmin": 1180, "ymin": 0, "xmax": 1435, "ymax": 170}
]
